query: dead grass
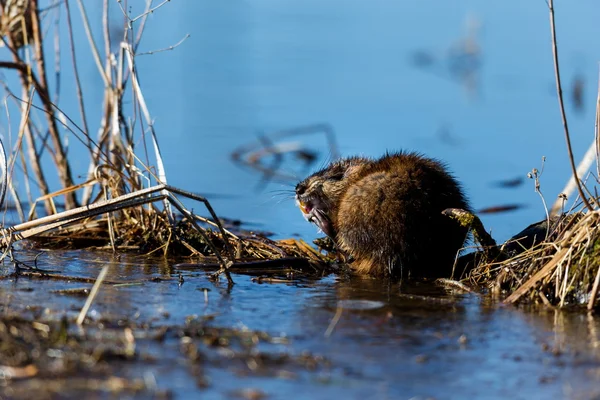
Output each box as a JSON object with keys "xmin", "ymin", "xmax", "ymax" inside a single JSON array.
[{"xmin": 464, "ymin": 211, "xmax": 600, "ymax": 309}]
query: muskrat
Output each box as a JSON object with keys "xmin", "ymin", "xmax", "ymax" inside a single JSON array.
[{"xmin": 295, "ymin": 151, "xmax": 471, "ymax": 279}]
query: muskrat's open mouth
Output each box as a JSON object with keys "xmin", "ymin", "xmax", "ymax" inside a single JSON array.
[
  {"xmin": 296, "ymin": 197, "xmax": 335, "ymax": 238},
  {"xmin": 298, "ymin": 201, "xmax": 312, "ymax": 215}
]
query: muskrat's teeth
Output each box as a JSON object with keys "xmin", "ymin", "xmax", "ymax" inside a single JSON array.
[{"xmin": 297, "ymin": 198, "xmax": 313, "ymax": 215}]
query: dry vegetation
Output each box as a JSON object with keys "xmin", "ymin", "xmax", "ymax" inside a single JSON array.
[
  {"xmin": 458, "ymin": 0, "xmax": 600, "ymax": 311},
  {"xmin": 0, "ymin": 0, "xmax": 333, "ymax": 285}
]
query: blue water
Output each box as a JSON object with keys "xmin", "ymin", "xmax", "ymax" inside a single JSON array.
[
  {"xmin": 136, "ymin": 0, "xmax": 600, "ymax": 243},
  {"xmin": 2, "ymin": 1, "xmax": 598, "ymax": 242},
  {"xmin": 1, "ymin": 1, "xmax": 600, "ymax": 399}
]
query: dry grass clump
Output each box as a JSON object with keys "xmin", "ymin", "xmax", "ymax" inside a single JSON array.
[{"xmin": 466, "ymin": 211, "xmax": 600, "ymax": 309}]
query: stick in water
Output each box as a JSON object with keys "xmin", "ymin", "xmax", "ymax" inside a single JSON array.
[{"xmin": 77, "ymin": 264, "xmax": 110, "ymax": 325}]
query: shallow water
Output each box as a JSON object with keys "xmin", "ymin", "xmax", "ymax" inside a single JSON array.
[
  {"xmin": 1, "ymin": 250, "xmax": 600, "ymax": 399},
  {"xmin": 1, "ymin": 1, "xmax": 600, "ymax": 398}
]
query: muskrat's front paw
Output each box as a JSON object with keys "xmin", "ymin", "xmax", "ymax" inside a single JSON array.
[{"xmin": 313, "ymin": 236, "xmax": 336, "ymax": 252}]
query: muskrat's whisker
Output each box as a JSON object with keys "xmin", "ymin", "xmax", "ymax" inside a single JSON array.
[
  {"xmin": 268, "ymin": 189, "xmax": 296, "ymax": 195},
  {"xmin": 259, "ymin": 195, "xmax": 296, "ymax": 206},
  {"xmin": 275, "ymin": 196, "xmax": 296, "ymax": 205},
  {"xmin": 269, "ymin": 192, "xmax": 295, "ymax": 198}
]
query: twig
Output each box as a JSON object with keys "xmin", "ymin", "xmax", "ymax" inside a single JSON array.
[
  {"xmin": 0, "ymin": 128, "xmax": 7, "ymax": 213},
  {"xmin": 435, "ymin": 278, "xmax": 474, "ymax": 293},
  {"xmin": 19, "ymin": 87, "xmax": 53, "ymax": 215},
  {"xmin": 74, "ymin": 0, "xmax": 110, "ymax": 86},
  {"xmin": 588, "ymin": 264, "xmax": 600, "ymax": 310},
  {"xmin": 550, "ymin": 142, "xmax": 597, "ymax": 216},
  {"xmin": 126, "ymin": 0, "xmax": 172, "ymax": 24},
  {"xmin": 528, "ymin": 163, "xmax": 551, "ymax": 240},
  {"xmin": 442, "ymin": 208, "xmax": 497, "ymax": 248},
  {"xmin": 324, "ymin": 302, "xmax": 343, "ymax": 338},
  {"xmin": 77, "ymin": 264, "xmax": 110, "ymax": 325},
  {"xmin": 102, "ymin": 0, "xmax": 111, "ymax": 60},
  {"xmin": 547, "ymin": 0, "xmax": 593, "ymax": 212},
  {"xmin": 137, "ymin": 34, "xmax": 190, "ymax": 56},
  {"xmin": 8, "ymin": 93, "xmax": 113, "ymax": 166},
  {"xmin": 2, "ymin": 100, "xmax": 24, "ymax": 222},
  {"xmin": 174, "ymin": 257, "xmax": 311, "ymax": 271},
  {"xmin": 51, "ymin": 0, "xmax": 61, "ymax": 104}
]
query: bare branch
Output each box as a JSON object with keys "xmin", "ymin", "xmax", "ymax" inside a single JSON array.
[{"xmin": 137, "ymin": 33, "xmax": 190, "ymax": 56}]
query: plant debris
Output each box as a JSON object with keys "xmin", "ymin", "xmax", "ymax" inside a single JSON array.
[{"xmin": 0, "ymin": 310, "xmax": 332, "ymax": 398}]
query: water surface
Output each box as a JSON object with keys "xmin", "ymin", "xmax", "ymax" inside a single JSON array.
[
  {"xmin": 1, "ymin": 251, "xmax": 599, "ymax": 399},
  {"xmin": 2, "ymin": 1, "xmax": 600, "ymax": 398}
]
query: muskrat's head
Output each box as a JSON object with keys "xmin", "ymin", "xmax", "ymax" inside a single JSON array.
[{"xmin": 295, "ymin": 156, "xmax": 368, "ymax": 238}]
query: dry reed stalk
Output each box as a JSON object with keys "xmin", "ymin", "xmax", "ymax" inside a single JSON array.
[
  {"xmin": 547, "ymin": 0, "xmax": 593, "ymax": 212},
  {"xmin": 122, "ymin": 42, "xmax": 173, "ymax": 221},
  {"xmin": 502, "ymin": 247, "xmax": 570, "ymax": 304},
  {"xmin": 63, "ymin": 0, "xmax": 91, "ymax": 153},
  {"xmin": 324, "ymin": 303, "xmax": 343, "ymax": 338},
  {"xmin": 589, "ymin": 267, "xmax": 600, "ymax": 310},
  {"xmin": 2, "ymin": 185, "xmax": 226, "ymax": 251},
  {"xmin": 29, "ymin": 0, "xmax": 77, "ymax": 209},
  {"xmin": 0, "ymin": 1, "xmax": 334, "ymax": 285},
  {"xmin": 76, "ymin": 263, "xmax": 110, "ymax": 325}
]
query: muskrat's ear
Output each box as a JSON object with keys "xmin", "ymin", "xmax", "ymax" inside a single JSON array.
[{"xmin": 344, "ymin": 163, "xmax": 364, "ymax": 178}]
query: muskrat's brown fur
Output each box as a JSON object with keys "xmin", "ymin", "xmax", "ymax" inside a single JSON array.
[{"xmin": 295, "ymin": 152, "xmax": 471, "ymax": 279}]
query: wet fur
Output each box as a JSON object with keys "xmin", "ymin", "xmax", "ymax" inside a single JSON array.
[{"xmin": 295, "ymin": 151, "xmax": 471, "ymax": 279}]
